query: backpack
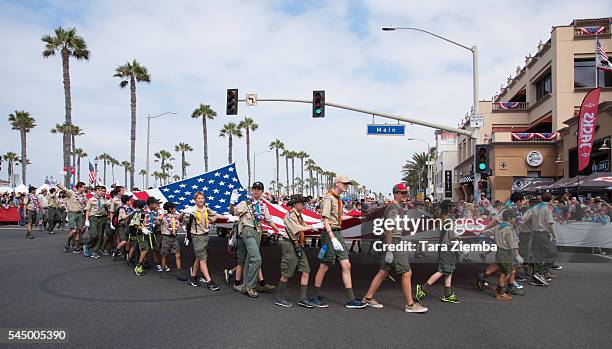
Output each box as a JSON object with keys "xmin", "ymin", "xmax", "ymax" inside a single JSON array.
[
  {"xmin": 185, "ymin": 214, "xmax": 194, "ymax": 242},
  {"xmin": 112, "ymin": 206, "xmax": 121, "ymax": 227}
]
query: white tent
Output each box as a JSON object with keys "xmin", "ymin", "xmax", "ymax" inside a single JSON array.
[
  {"xmin": 0, "ymin": 186, "xmax": 13, "ymax": 194},
  {"xmin": 14, "ymin": 184, "xmax": 28, "ymax": 193}
]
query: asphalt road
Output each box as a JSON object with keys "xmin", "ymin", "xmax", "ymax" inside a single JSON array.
[{"xmin": 0, "ymin": 225, "xmax": 611, "ymax": 349}]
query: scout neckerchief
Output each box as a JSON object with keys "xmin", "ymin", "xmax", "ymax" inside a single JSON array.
[
  {"xmin": 119, "ymin": 204, "xmax": 133, "ymax": 225},
  {"xmin": 148, "ymin": 208, "xmax": 159, "ymax": 229},
  {"xmin": 291, "ymin": 207, "xmax": 306, "ymax": 246},
  {"xmin": 195, "ymin": 205, "xmax": 209, "ymax": 228},
  {"xmin": 28, "ymin": 194, "xmax": 39, "ymax": 213},
  {"xmin": 498, "ymin": 222, "xmax": 512, "ymax": 229},
  {"xmin": 327, "ymin": 190, "xmax": 342, "ymax": 223},
  {"xmin": 164, "ymin": 211, "xmax": 179, "ymax": 235}
]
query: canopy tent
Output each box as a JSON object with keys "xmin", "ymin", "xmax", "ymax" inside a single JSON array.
[
  {"xmin": 14, "ymin": 184, "xmax": 27, "ymax": 194},
  {"xmin": 514, "ymin": 177, "xmax": 555, "ymax": 193},
  {"xmin": 547, "ymin": 172, "xmax": 612, "ymax": 192}
]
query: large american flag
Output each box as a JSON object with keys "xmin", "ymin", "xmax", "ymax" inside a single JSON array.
[{"xmin": 596, "ymin": 38, "xmax": 612, "ymax": 72}]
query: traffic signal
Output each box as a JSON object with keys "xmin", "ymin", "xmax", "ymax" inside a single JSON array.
[
  {"xmin": 312, "ymin": 90, "xmax": 325, "ymax": 118},
  {"xmin": 475, "ymin": 144, "xmax": 490, "ymax": 173},
  {"xmin": 226, "ymin": 89, "xmax": 238, "ymax": 115}
]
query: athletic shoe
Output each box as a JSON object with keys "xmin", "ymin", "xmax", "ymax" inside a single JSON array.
[
  {"xmin": 544, "ymin": 272, "xmax": 556, "ymax": 281},
  {"xmin": 72, "ymin": 247, "xmax": 81, "ymax": 254},
  {"xmin": 362, "ymin": 297, "xmax": 384, "ymax": 308},
  {"xmin": 27, "ymin": 234, "xmax": 34, "ymax": 239},
  {"xmin": 495, "ymin": 293, "xmax": 512, "ymax": 301},
  {"xmin": 91, "ymin": 252, "xmax": 101, "ymax": 259},
  {"xmin": 112, "ymin": 251, "xmax": 118, "ymax": 262},
  {"xmin": 49, "ymin": 231, "xmax": 55, "ymax": 235},
  {"xmin": 515, "ymin": 274, "xmax": 528, "ymax": 282},
  {"xmin": 246, "ymin": 288, "xmax": 259, "ymax": 298},
  {"xmin": 275, "ymin": 298, "xmax": 294, "ymax": 308},
  {"xmin": 415, "ymin": 284, "xmax": 427, "ymax": 302},
  {"xmin": 134, "ymin": 264, "xmax": 145, "ymax": 277},
  {"xmin": 155, "ymin": 265, "xmax": 163, "ymax": 272},
  {"xmin": 224, "ymin": 269, "xmax": 231, "ymax": 285},
  {"xmin": 160, "ymin": 271, "xmax": 172, "ymax": 279},
  {"xmin": 308, "ymin": 296, "xmax": 329, "ymax": 308},
  {"xmin": 476, "ymin": 273, "xmax": 488, "ymax": 291},
  {"xmin": 176, "ymin": 270, "xmax": 188, "ymax": 282},
  {"xmin": 188, "ymin": 276, "xmax": 199, "ymax": 287},
  {"xmin": 63, "ymin": 242, "xmax": 70, "ymax": 253},
  {"xmin": 441, "ymin": 293, "xmax": 460, "ymax": 303},
  {"xmin": 551, "ymin": 264, "xmax": 562, "ymax": 270},
  {"xmin": 532, "ymin": 273, "xmax": 549, "ymax": 286},
  {"xmin": 256, "ymin": 284, "xmax": 276, "ymax": 293},
  {"xmin": 206, "ymin": 280, "xmax": 220, "ymax": 291},
  {"xmin": 101, "ymin": 250, "xmax": 110, "ymax": 256},
  {"xmin": 233, "ymin": 284, "xmax": 244, "ymax": 293},
  {"xmin": 83, "ymin": 247, "xmax": 91, "ymax": 257},
  {"xmin": 512, "ymin": 281, "xmax": 523, "ymax": 289},
  {"xmin": 297, "ymin": 298, "xmax": 315, "ymax": 308},
  {"xmin": 507, "ymin": 285, "xmax": 525, "ymax": 296},
  {"xmin": 529, "ymin": 276, "xmax": 549, "ymax": 287},
  {"xmin": 163, "ymin": 266, "xmax": 171, "ymax": 272},
  {"xmin": 345, "ymin": 299, "xmax": 367, "ymax": 309},
  {"xmin": 405, "ymin": 302, "xmax": 428, "ymax": 313}
]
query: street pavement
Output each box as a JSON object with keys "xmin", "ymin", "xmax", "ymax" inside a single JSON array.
[{"xmin": 0, "ymin": 225, "xmax": 611, "ymax": 348}]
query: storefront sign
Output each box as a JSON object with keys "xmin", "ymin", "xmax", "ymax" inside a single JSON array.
[{"xmin": 526, "ymin": 151, "xmax": 543, "ymax": 167}]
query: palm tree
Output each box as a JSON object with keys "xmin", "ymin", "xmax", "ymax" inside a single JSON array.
[
  {"xmin": 110, "ymin": 157, "xmax": 120, "ymax": 185},
  {"xmin": 114, "ymin": 59, "xmax": 151, "ymax": 189},
  {"xmin": 402, "ymin": 152, "xmax": 431, "ymax": 194},
  {"xmin": 152, "ymin": 171, "xmax": 162, "ymax": 187},
  {"xmin": 73, "ymin": 148, "xmax": 87, "ymax": 182},
  {"xmin": 138, "ymin": 169, "xmax": 147, "ymax": 189},
  {"xmin": 219, "ymin": 122, "xmax": 242, "ymax": 164},
  {"xmin": 42, "ymin": 26, "xmax": 89, "ymax": 186},
  {"xmin": 238, "ymin": 117, "xmax": 258, "ymax": 188},
  {"xmin": 295, "ymin": 151, "xmax": 308, "ymax": 194},
  {"xmin": 268, "ymin": 139, "xmax": 284, "ymax": 196},
  {"xmin": 280, "ymin": 149, "xmax": 293, "ymax": 195},
  {"xmin": 174, "ymin": 143, "xmax": 193, "ymax": 179},
  {"xmin": 68, "ymin": 124, "xmax": 84, "ymax": 172},
  {"xmin": 97, "ymin": 153, "xmax": 112, "ymax": 185},
  {"xmin": 161, "ymin": 163, "xmax": 174, "ymax": 184},
  {"xmin": 191, "ymin": 103, "xmax": 217, "ymax": 172},
  {"xmin": 305, "ymin": 159, "xmax": 316, "ymax": 196},
  {"xmin": 8, "ymin": 111, "xmax": 36, "ymax": 184},
  {"xmin": 288, "ymin": 151, "xmax": 298, "ymax": 194},
  {"xmin": 154, "ymin": 150, "xmax": 174, "ymax": 184},
  {"xmin": 2, "ymin": 152, "xmax": 20, "ymax": 184},
  {"xmin": 120, "ymin": 160, "xmax": 133, "ymax": 187},
  {"xmin": 172, "ymin": 174, "xmax": 181, "ymax": 183},
  {"xmin": 50, "ymin": 123, "xmax": 69, "ymax": 168}
]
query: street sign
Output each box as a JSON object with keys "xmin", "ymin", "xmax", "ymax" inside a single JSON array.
[
  {"xmin": 470, "ymin": 114, "xmax": 484, "ymax": 127},
  {"xmin": 246, "ymin": 93, "xmax": 257, "ymax": 106},
  {"xmin": 366, "ymin": 124, "xmax": 405, "ymax": 136}
]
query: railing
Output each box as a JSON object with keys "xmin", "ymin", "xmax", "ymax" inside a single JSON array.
[
  {"xmin": 492, "ymin": 102, "xmax": 529, "ymax": 111},
  {"xmin": 511, "ymin": 132, "xmax": 557, "ymax": 142}
]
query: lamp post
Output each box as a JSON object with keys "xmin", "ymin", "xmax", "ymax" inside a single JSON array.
[
  {"xmin": 383, "ymin": 26, "xmax": 481, "ymax": 201},
  {"xmin": 145, "ymin": 112, "xmax": 177, "ymax": 188},
  {"xmin": 253, "ymin": 150, "xmax": 272, "ymax": 183}
]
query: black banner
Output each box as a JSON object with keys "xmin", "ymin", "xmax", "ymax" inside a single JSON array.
[{"xmin": 444, "ymin": 170, "xmax": 452, "ymax": 197}]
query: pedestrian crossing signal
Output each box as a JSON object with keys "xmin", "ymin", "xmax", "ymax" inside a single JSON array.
[
  {"xmin": 313, "ymin": 90, "xmax": 325, "ymax": 118},
  {"xmin": 226, "ymin": 89, "xmax": 238, "ymax": 115}
]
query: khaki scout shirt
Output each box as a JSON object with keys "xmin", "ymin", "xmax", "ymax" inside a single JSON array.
[
  {"xmin": 522, "ymin": 202, "xmax": 554, "ymax": 233},
  {"xmin": 283, "ymin": 208, "xmax": 307, "ymax": 241},
  {"xmin": 321, "ymin": 192, "xmax": 342, "ymax": 229},
  {"xmin": 183, "ymin": 205, "xmax": 219, "ymax": 235},
  {"xmin": 234, "ymin": 199, "xmax": 272, "ymax": 233},
  {"xmin": 160, "ymin": 211, "xmax": 180, "ymax": 236},
  {"xmin": 25, "ymin": 194, "xmax": 38, "ymax": 211},
  {"xmin": 86, "ymin": 195, "xmax": 110, "ymax": 217},
  {"xmin": 383, "ymin": 202, "xmax": 405, "ymax": 239},
  {"xmin": 64, "ymin": 190, "xmax": 87, "ymax": 212},
  {"xmin": 494, "ymin": 224, "xmax": 519, "ymax": 251},
  {"xmin": 439, "ymin": 215, "xmax": 459, "ymax": 244},
  {"xmin": 110, "ymin": 197, "xmax": 122, "ymax": 213},
  {"xmin": 47, "ymin": 192, "xmax": 59, "ymax": 208}
]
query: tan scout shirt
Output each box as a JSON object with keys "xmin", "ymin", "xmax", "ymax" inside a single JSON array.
[
  {"xmin": 86, "ymin": 195, "xmax": 110, "ymax": 217},
  {"xmin": 234, "ymin": 199, "xmax": 272, "ymax": 233},
  {"xmin": 58, "ymin": 184, "xmax": 88, "ymax": 213},
  {"xmin": 521, "ymin": 202, "xmax": 554, "ymax": 233},
  {"xmin": 47, "ymin": 192, "xmax": 59, "ymax": 208},
  {"xmin": 160, "ymin": 211, "xmax": 181, "ymax": 236},
  {"xmin": 110, "ymin": 197, "xmax": 122, "ymax": 213},
  {"xmin": 383, "ymin": 202, "xmax": 405, "ymax": 239},
  {"xmin": 494, "ymin": 224, "xmax": 519, "ymax": 251},
  {"xmin": 321, "ymin": 192, "xmax": 342, "ymax": 229},
  {"xmin": 183, "ymin": 205, "xmax": 220, "ymax": 235},
  {"xmin": 283, "ymin": 208, "xmax": 307, "ymax": 241}
]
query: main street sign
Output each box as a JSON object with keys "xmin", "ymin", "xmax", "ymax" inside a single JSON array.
[{"xmin": 367, "ymin": 124, "xmax": 405, "ymax": 136}]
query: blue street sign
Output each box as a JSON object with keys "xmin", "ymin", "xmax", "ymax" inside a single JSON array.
[{"xmin": 367, "ymin": 124, "xmax": 405, "ymax": 136}]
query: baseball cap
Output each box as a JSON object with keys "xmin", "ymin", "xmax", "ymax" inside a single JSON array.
[
  {"xmin": 334, "ymin": 176, "xmax": 354, "ymax": 185},
  {"xmin": 252, "ymin": 181, "xmax": 264, "ymax": 190},
  {"xmin": 392, "ymin": 183, "xmax": 409, "ymax": 193},
  {"xmin": 163, "ymin": 202, "xmax": 176, "ymax": 211},
  {"xmin": 147, "ymin": 196, "xmax": 160, "ymax": 205}
]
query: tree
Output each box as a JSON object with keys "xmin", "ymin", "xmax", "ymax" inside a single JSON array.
[
  {"xmin": 238, "ymin": 117, "xmax": 258, "ymax": 188},
  {"xmin": 114, "ymin": 59, "xmax": 151, "ymax": 189},
  {"xmin": 280, "ymin": 149, "xmax": 292, "ymax": 195},
  {"xmin": 219, "ymin": 122, "xmax": 242, "ymax": 164},
  {"xmin": 8, "ymin": 111, "xmax": 36, "ymax": 184},
  {"xmin": 152, "ymin": 171, "xmax": 162, "ymax": 187},
  {"xmin": 97, "ymin": 153, "xmax": 112, "ymax": 186},
  {"xmin": 121, "ymin": 160, "xmax": 133, "ymax": 187},
  {"xmin": 402, "ymin": 152, "xmax": 431, "ymax": 194},
  {"xmin": 172, "ymin": 174, "xmax": 181, "ymax": 183},
  {"xmin": 174, "ymin": 143, "xmax": 193, "ymax": 179},
  {"xmin": 2, "ymin": 152, "xmax": 20, "ymax": 184},
  {"xmin": 305, "ymin": 159, "xmax": 316, "ymax": 196},
  {"xmin": 288, "ymin": 151, "xmax": 297, "ymax": 194},
  {"xmin": 51, "ymin": 123, "xmax": 83, "ymax": 172},
  {"xmin": 42, "ymin": 26, "xmax": 89, "ymax": 186},
  {"xmin": 73, "ymin": 148, "xmax": 87, "ymax": 182},
  {"xmin": 110, "ymin": 157, "xmax": 119, "ymax": 186},
  {"xmin": 295, "ymin": 151, "xmax": 308, "ymax": 194},
  {"xmin": 138, "ymin": 169, "xmax": 147, "ymax": 189},
  {"xmin": 268, "ymin": 139, "xmax": 284, "ymax": 196},
  {"xmin": 154, "ymin": 150, "xmax": 173, "ymax": 184},
  {"xmin": 191, "ymin": 103, "xmax": 217, "ymax": 172}
]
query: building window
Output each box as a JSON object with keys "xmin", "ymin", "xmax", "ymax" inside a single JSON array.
[
  {"xmin": 574, "ymin": 58, "xmax": 612, "ymax": 87},
  {"xmin": 535, "ymin": 72, "xmax": 552, "ymax": 101}
]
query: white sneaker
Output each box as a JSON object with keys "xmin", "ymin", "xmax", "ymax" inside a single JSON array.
[
  {"xmin": 155, "ymin": 265, "xmax": 163, "ymax": 272},
  {"xmin": 405, "ymin": 303, "xmax": 428, "ymax": 313}
]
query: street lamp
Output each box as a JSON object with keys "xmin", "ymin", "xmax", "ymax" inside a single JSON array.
[
  {"xmin": 253, "ymin": 150, "xmax": 272, "ymax": 184},
  {"xmin": 146, "ymin": 112, "xmax": 177, "ymax": 188},
  {"xmin": 384, "ymin": 26, "xmax": 481, "ymax": 201}
]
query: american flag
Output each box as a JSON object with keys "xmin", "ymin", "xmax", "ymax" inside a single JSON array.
[
  {"xmin": 579, "ymin": 26, "xmax": 606, "ymax": 35},
  {"xmin": 596, "ymin": 38, "xmax": 612, "ymax": 72},
  {"xmin": 88, "ymin": 161, "xmax": 97, "ymax": 185}
]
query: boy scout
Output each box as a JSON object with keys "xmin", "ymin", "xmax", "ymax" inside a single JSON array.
[
  {"xmin": 493, "ymin": 210, "xmax": 524, "ymax": 301},
  {"xmin": 233, "ymin": 182, "xmax": 280, "ymax": 298},
  {"xmin": 275, "ymin": 194, "xmax": 317, "ymax": 308},
  {"xmin": 46, "ymin": 188, "xmax": 59, "ymax": 235},
  {"xmin": 84, "ymin": 185, "xmax": 111, "ymax": 259},
  {"xmin": 521, "ymin": 192, "xmax": 557, "ymax": 285},
  {"xmin": 159, "ymin": 202, "xmax": 187, "ymax": 281},
  {"xmin": 363, "ymin": 183, "xmax": 428, "ymax": 313},
  {"xmin": 113, "ymin": 194, "xmax": 133, "ymax": 261},
  {"xmin": 24, "ymin": 186, "xmax": 42, "ymax": 239},
  {"xmin": 103, "ymin": 186, "xmax": 125, "ymax": 255},
  {"xmin": 59, "ymin": 182, "xmax": 87, "ymax": 253},
  {"xmin": 133, "ymin": 197, "xmax": 163, "ymax": 276},
  {"xmin": 311, "ymin": 176, "xmax": 366, "ymax": 309}
]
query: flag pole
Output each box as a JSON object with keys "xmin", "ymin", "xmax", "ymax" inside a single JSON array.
[{"xmin": 595, "ymin": 35, "xmax": 600, "ymax": 89}]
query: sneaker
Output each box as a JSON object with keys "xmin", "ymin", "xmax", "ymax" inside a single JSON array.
[
  {"xmin": 544, "ymin": 272, "xmax": 556, "ymax": 281},
  {"xmin": 112, "ymin": 251, "xmax": 118, "ymax": 262},
  {"xmin": 297, "ymin": 298, "xmax": 315, "ymax": 308},
  {"xmin": 27, "ymin": 234, "xmax": 35, "ymax": 239},
  {"xmin": 163, "ymin": 266, "xmax": 171, "ymax": 272},
  {"xmin": 405, "ymin": 302, "xmax": 428, "ymax": 313},
  {"xmin": 345, "ymin": 298, "xmax": 367, "ymax": 309},
  {"xmin": 476, "ymin": 273, "xmax": 488, "ymax": 291},
  {"xmin": 529, "ymin": 277, "xmax": 548, "ymax": 287},
  {"xmin": 551, "ymin": 264, "xmax": 562, "ymax": 270},
  {"xmin": 515, "ymin": 274, "xmax": 528, "ymax": 282},
  {"xmin": 275, "ymin": 298, "xmax": 294, "ymax": 308},
  {"xmin": 91, "ymin": 252, "xmax": 101, "ymax": 259},
  {"xmin": 49, "ymin": 231, "xmax": 55, "ymax": 235},
  {"xmin": 532, "ymin": 273, "xmax": 549, "ymax": 286},
  {"xmin": 441, "ymin": 293, "xmax": 460, "ymax": 303},
  {"xmin": 507, "ymin": 286, "xmax": 525, "ymax": 296},
  {"xmin": 206, "ymin": 280, "xmax": 220, "ymax": 291},
  {"xmin": 415, "ymin": 284, "xmax": 427, "ymax": 302},
  {"xmin": 495, "ymin": 293, "xmax": 512, "ymax": 301},
  {"xmin": 101, "ymin": 250, "xmax": 110, "ymax": 256},
  {"xmin": 188, "ymin": 276, "xmax": 199, "ymax": 287},
  {"xmin": 63, "ymin": 242, "xmax": 70, "ymax": 253},
  {"xmin": 256, "ymin": 284, "xmax": 276, "ymax": 293},
  {"xmin": 83, "ymin": 247, "xmax": 91, "ymax": 257},
  {"xmin": 176, "ymin": 270, "xmax": 188, "ymax": 282},
  {"xmin": 233, "ymin": 284, "xmax": 244, "ymax": 293},
  {"xmin": 246, "ymin": 288, "xmax": 259, "ymax": 298},
  {"xmin": 160, "ymin": 271, "xmax": 172, "ymax": 279},
  {"xmin": 512, "ymin": 281, "xmax": 524, "ymax": 289},
  {"xmin": 308, "ymin": 296, "xmax": 329, "ymax": 308},
  {"xmin": 362, "ymin": 297, "xmax": 384, "ymax": 308},
  {"xmin": 224, "ymin": 269, "xmax": 231, "ymax": 285},
  {"xmin": 134, "ymin": 264, "xmax": 145, "ymax": 276},
  {"xmin": 155, "ymin": 265, "xmax": 163, "ymax": 272},
  {"xmin": 72, "ymin": 247, "xmax": 82, "ymax": 254}
]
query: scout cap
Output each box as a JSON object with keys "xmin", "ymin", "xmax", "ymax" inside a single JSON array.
[
  {"xmin": 392, "ymin": 183, "xmax": 409, "ymax": 193},
  {"xmin": 252, "ymin": 181, "xmax": 264, "ymax": 190},
  {"xmin": 502, "ymin": 209, "xmax": 516, "ymax": 221},
  {"xmin": 287, "ymin": 194, "xmax": 309, "ymax": 206},
  {"xmin": 163, "ymin": 202, "xmax": 176, "ymax": 211},
  {"xmin": 334, "ymin": 176, "xmax": 354, "ymax": 185},
  {"xmin": 147, "ymin": 196, "xmax": 160, "ymax": 205}
]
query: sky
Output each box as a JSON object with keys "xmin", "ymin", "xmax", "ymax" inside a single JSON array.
[{"xmin": 1, "ymin": 0, "xmax": 611, "ymax": 194}]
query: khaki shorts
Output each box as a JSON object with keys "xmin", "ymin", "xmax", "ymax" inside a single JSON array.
[
  {"xmin": 117, "ymin": 225, "xmax": 128, "ymax": 241},
  {"xmin": 137, "ymin": 233, "xmax": 157, "ymax": 251},
  {"xmin": 160, "ymin": 235, "xmax": 180, "ymax": 256},
  {"xmin": 496, "ymin": 248, "xmax": 514, "ymax": 275},
  {"xmin": 380, "ymin": 238, "xmax": 411, "ymax": 274},
  {"xmin": 437, "ymin": 249, "xmax": 457, "ymax": 275},
  {"xmin": 280, "ymin": 239, "xmax": 310, "ymax": 278},
  {"xmin": 192, "ymin": 234, "xmax": 209, "ymax": 261},
  {"xmin": 236, "ymin": 234, "xmax": 247, "ymax": 264},
  {"xmin": 320, "ymin": 229, "xmax": 349, "ymax": 265},
  {"xmin": 26, "ymin": 210, "xmax": 37, "ymax": 224},
  {"xmin": 67, "ymin": 211, "xmax": 84, "ymax": 230}
]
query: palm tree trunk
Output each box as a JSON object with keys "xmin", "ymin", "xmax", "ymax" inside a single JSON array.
[
  {"xmin": 285, "ymin": 157, "xmax": 289, "ymax": 195},
  {"xmin": 308, "ymin": 169, "xmax": 313, "ymax": 196},
  {"xmin": 202, "ymin": 118, "xmax": 209, "ymax": 172},
  {"xmin": 61, "ymin": 50, "xmax": 72, "ymax": 187},
  {"xmin": 71, "ymin": 134, "xmax": 76, "ymax": 174},
  {"xmin": 141, "ymin": 173, "xmax": 145, "ymax": 189},
  {"xmin": 246, "ymin": 130, "xmax": 251, "ymax": 188},
  {"xmin": 291, "ymin": 159, "xmax": 295, "ymax": 195},
  {"xmin": 103, "ymin": 161, "xmax": 107, "ymax": 186},
  {"xmin": 300, "ymin": 159, "xmax": 304, "ymax": 194},
  {"xmin": 228, "ymin": 135, "xmax": 233, "ymax": 164},
  {"xmin": 129, "ymin": 76, "xmax": 137, "ymax": 189},
  {"xmin": 77, "ymin": 156, "xmax": 81, "ymax": 182},
  {"xmin": 124, "ymin": 168, "xmax": 128, "ymax": 187},
  {"xmin": 111, "ymin": 164, "xmax": 115, "ymax": 185},
  {"xmin": 275, "ymin": 149, "xmax": 280, "ymax": 196},
  {"xmin": 20, "ymin": 130, "xmax": 27, "ymax": 184},
  {"xmin": 181, "ymin": 151, "xmax": 186, "ymax": 179}
]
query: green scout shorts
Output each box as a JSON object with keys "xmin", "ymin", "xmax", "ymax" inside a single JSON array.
[
  {"xmin": 104, "ymin": 220, "xmax": 114, "ymax": 237},
  {"xmin": 320, "ymin": 229, "xmax": 349, "ymax": 266},
  {"xmin": 437, "ymin": 249, "xmax": 457, "ymax": 275},
  {"xmin": 379, "ymin": 238, "xmax": 411, "ymax": 274},
  {"xmin": 67, "ymin": 211, "xmax": 84, "ymax": 230},
  {"xmin": 496, "ymin": 248, "xmax": 514, "ymax": 275},
  {"xmin": 137, "ymin": 232, "xmax": 157, "ymax": 251},
  {"xmin": 236, "ymin": 234, "xmax": 246, "ymax": 265},
  {"xmin": 192, "ymin": 234, "xmax": 209, "ymax": 261},
  {"xmin": 117, "ymin": 225, "xmax": 128, "ymax": 241},
  {"xmin": 280, "ymin": 239, "xmax": 310, "ymax": 278},
  {"xmin": 26, "ymin": 209, "xmax": 37, "ymax": 224},
  {"xmin": 160, "ymin": 235, "xmax": 180, "ymax": 256}
]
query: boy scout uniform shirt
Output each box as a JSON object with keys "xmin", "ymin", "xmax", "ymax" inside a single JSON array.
[
  {"xmin": 439, "ymin": 215, "xmax": 459, "ymax": 244},
  {"xmin": 283, "ymin": 208, "xmax": 307, "ymax": 241},
  {"xmin": 383, "ymin": 202, "xmax": 405, "ymax": 239},
  {"xmin": 161, "ymin": 211, "xmax": 180, "ymax": 236},
  {"xmin": 47, "ymin": 192, "xmax": 59, "ymax": 208},
  {"xmin": 234, "ymin": 200, "xmax": 272, "ymax": 231},
  {"xmin": 25, "ymin": 194, "xmax": 38, "ymax": 211},
  {"xmin": 185, "ymin": 206, "xmax": 219, "ymax": 235},
  {"xmin": 64, "ymin": 190, "xmax": 87, "ymax": 212},
  {"xmin": 321, "ymin": 192, "xmax": 342, "ymax": 229},
  {"xmin": 494, "ymin": 224, "xmax": 519, "ymax": 251},
  {"xmin": 521, "ymin": 202, "xmax": 554, "ymax": 233},
  {"xmin": 86, "ymin": 195, "xmax": 110, "ymax": 217},
  {"xmin": 110, "ymin": 197, "xmax": 122, "ymax": 213}
]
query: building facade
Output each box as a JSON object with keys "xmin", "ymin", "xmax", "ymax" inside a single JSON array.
[{"xmin": 432, "ymin": 130, "xmax": 458, "ymax": 201}]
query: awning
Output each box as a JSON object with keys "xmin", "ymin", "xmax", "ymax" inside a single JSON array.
[
  {"xmin": 547, "ymin": 172, "xmax": 612, "ymax": 191},
  {"xmin": 514, "ymin": 177, "xmax": 555, "ymax": 193}
]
